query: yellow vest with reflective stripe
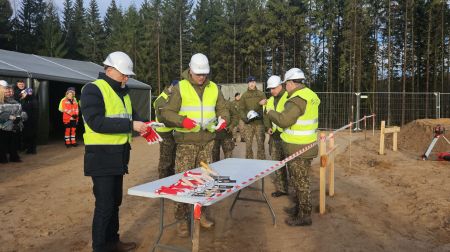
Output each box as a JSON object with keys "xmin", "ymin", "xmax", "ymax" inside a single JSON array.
[
  {"xmin": 281, "ymin": 87, "xmax": 320, "ymax": 145},
  {"xmin": 83, "ymin": 79, "xmax": 133, "ymax": 145},
  {"xmin": 176, "ymin": 79, "xmax": 218, "ymax": 133},
  {"xmin": 266, "ymin": 91, "xmax": 288, "ymax": 133},
  {"xmin": 153, "ymin": 91, "xmax": 174, "ymax": 133}
]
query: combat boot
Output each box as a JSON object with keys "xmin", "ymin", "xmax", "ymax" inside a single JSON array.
[
  {"xmin": 285, "ymin": 215, "xmax": 312, "ymax": 227},
  {"xmin": 283, "ymin": 204, "xmax": 299, "ymax": 217},
  {"xmin": 177, "ymin": 222, "xmax": 189, "ymax": 238},
  {"xmin": 200, "ymin": 215, "xmax": 214, "ymax": 228}
]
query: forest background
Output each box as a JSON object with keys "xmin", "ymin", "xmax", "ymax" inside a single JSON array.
[{"xmin": 0, "ymin": 0, "xmax": 449, "ymax": 95}]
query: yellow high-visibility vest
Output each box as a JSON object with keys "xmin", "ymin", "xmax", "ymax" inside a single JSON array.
[
  {"xmin": 265, "ymin": 91, "xmax": 288, "ymax": 133},
  {"xmin": 153, "ymin": 91, "xmax": 174, "ymax": 133},
  {"xmin": 83, "ymin": 79, "xmax": 132, "ymax": 145},
  {"xmin": 281, "ymin": 87, "xmax": 320, "ymax": 145},
  {"xmin": 176, "ymin": 79, "xmax": 218, "ymax": 133}
]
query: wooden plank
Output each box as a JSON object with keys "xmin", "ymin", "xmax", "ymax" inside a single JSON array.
[
  {"xmin": 383, "ymin": 127, "xmax": 400, "ymax": 134},
  {"xmin": 328, "ymin": 133, "xmax": 335, "ymax": 197},
  {"xmin": 393, "ymin": 131, "xmax": 398, "ymax": 151},
  {"xmin": 319, "ymin": 132, "xmax": 327, "ymax": 214},
  {"xmin": 320, "ymin": 165, "xmax": 326, "ymax": 214},
  {"xmin": 379, "ymin": 121, "xmax": 385, "ymax": 155},
  {"xmin": 192, "ymin": 219, "xmax": 200, "ymax": 252}
]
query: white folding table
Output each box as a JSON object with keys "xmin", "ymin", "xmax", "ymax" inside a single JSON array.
[{"xmin": 128, "ymin": 158, "xmax": 285, "ymax": 252}]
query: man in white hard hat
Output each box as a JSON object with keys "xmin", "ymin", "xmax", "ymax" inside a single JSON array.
[
  {"xmin": 80, "ymin": 51, "xmax": 147, "ymax": 252},
  {"xmin": 161, "ymin": 53, "xmax": 229, "ymax": 237},
  {"xmin": 239, "ymin": 76, "xmax": 267, "ymax": 159},
  {"xmin": 266, "ymin": 68, "xmax": 320, "ymax": 226},
  {"xmin": 263, "ymin": 75, "xmax": 289, "ymax": 198}
]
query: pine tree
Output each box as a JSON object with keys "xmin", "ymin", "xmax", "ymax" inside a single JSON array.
[
  {"xmin": 85, "ymin": 0, "xmax": 105, "ymax": 64},
  {"xmin": 39, "ymin": 1, "xmax": 67, "ymax": 57},
  {"xmin": 16, "ymin": 0, "xmax": 46, "ymax": 53},
  {"xmin": 0, "ymin": 0, "xmax": 13, "ymax": 50}
]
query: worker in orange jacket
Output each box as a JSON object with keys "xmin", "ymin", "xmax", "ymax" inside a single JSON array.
[{"xmin": 59, "ymin": 87, "xmax": 79, "ymax": 147}]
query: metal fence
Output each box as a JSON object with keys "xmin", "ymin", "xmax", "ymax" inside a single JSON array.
[{"xmin": 316, "ymin": 92, "xmax": 450, "ymax": 130}]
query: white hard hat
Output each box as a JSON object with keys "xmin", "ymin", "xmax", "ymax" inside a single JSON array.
[
  {"xmin": 283, "ymin": 68, "xmax": 305, "ymax": 83},
  {"xmin": 266, "ymin": 75, "xmax": 282, "ymax": 89},
  {"xmin": 103, "ymin": 51, "xmax": 135, "ymax": 76},
  {"xmin": 0, "ymin": 80, "xmax": 9, "ymax": 87},
  {"xmin": 247, "ymin": 110, "xmax": 259, "ymax": 120},
  {"xmin": 189, "ymin": 53, "xmax": 210, "ymax": 74}
]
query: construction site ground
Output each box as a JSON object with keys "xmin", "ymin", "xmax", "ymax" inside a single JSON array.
[{"xmin": 1, "ymin": 118, "xmax": 449, "ymax": 252}]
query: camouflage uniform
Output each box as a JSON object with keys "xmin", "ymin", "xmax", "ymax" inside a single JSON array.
[
  {"xmin": 270, "ymin": 137, "xmax": 288, "ymax": 193},
  {"xmin": 243, "ymin": 124, "xmax": 265, "ymax": 159},
  {"xmin": 239, "ymin": 87, "xmax": 266, "ymax": 159},
  {"xmin": 153, "ymin": 87, "xmax": 176, "ymax": 179},
  {"xmin": 174, "ymin": 141, "xmax": 214, "ymax": 220},
  {"xmin": 286, "ymin": 157, "xmax": 312, "ymax": 219},
  {"xmin": 160, "ymin": 69, "xmax": 229, "ymax": 222},
  {"xmin": 263, "ymin": 89, "xmax": 289, "ymax": 194},
  {"xmin": 158, "ymin": 133, "xmax": 176, "ymax": 178},
  {"xmin": 212, "ymin": 100, "xmax": 239, "ymax": 162},
  {"xmin": 267, "ymin": 84, "xmax": 318, "ymax": 223}
]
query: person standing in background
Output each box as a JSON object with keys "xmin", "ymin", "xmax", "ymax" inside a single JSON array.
[
  {"xmin": 59, "ymin": 87, "xmax": 79, "ymax": 147},
  {"xmin": 239, "ymin": 76, "xmax": 267, "ymax": 159}
]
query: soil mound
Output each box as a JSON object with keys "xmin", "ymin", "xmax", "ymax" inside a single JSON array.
[{"xmin": 398, "ymin": 118, "xmax": 450, "ymax": 154}]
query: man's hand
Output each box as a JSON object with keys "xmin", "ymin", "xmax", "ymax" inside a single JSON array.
[
  {"xmin": 265, "ymin": 107, "xmax": 273, "ymax": 114},
  {"xmin": 133, "ymin": 121, "xmax": 147, "ymax": 134},
  {"xmin": 267, "ymin": 128, "xmax": 273, "ymax": 135},
  {"xmin": 259, "ymin": 99, "xmax": 267, "ymax": 106},
  {"xmin": 182, "ymin": 117, "xmax": 197, "ymax": 130}
]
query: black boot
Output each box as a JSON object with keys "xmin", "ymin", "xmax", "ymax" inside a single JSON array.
[
  {"xmin": 271, "ymin": 191, "xmax": 288, "ymax": 197},
  {"xmin": 285, "ymin": 215, "xmax": 312, "ymax": 226},
  {"xmin": 283, "ymin": 205, "xmax": 299, "ymax": 217}
]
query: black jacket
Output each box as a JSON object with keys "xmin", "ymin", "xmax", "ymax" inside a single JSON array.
[{"xmin": 80, "ymin": 72, "xmax": 141, "ymax": 176}]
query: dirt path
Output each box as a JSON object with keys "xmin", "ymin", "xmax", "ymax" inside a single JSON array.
[{"xmin": 1, "ymin": 130, "xmax": 449, "ymax": 252}]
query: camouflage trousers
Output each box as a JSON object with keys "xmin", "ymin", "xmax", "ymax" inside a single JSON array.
[
  {"xmin": 243, "ymin": 123, "xmax": 266, "ymax": 159},
  {"xmin": 232, "ymin": 120, "xmax": 245, "ymax": 141},
  {"xmin": 287, "ymin": 157, "xmax": 312, "ymax": 219},
  {"xmin": 270, "ymin": 137, "xmax": 288, "ymax": 193},
  {"xmin": 212, "ymin": 137, "xmax": 235, "ymax": 162},
  {"xmin": 158, "ymin": 133, "xmax": 176, "ymax": 179},
  {"xmin": 174, "ymin": 141, "xmax": 214, "ymax": 220}
]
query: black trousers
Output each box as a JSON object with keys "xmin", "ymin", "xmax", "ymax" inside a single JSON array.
[
  {"xmin": 91, "ymin": 175, "xmax": 123, "ymax": 252},
  {"xmin": 0, "ymin": 130, "xmax": 20, "ymax": 162}
]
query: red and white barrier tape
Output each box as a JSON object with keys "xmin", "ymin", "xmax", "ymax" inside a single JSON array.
[{"xmin": 196, "ymin": 113, "xmax": 376, "ymax": 206}]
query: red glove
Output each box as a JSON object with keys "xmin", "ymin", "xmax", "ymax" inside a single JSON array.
[
  {"xmin": 215, "ymin": 116, "xmax": 227, "ymax": 131},
  {"xmin": 182, "ymin": 117, "xmax": 197, "ymax": 130},
  {"xmin": 141, "ymin": 123, "xmax": 163, "ymax": 145}
]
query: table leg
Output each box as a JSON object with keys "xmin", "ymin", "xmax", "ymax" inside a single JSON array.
[
  {"xmin": 228, "ymin": 178, "xmax": 277, "ymax": 226},
  {"xmin": 152, "ymin": 198, "xmax": 165, "ymax": 252}
]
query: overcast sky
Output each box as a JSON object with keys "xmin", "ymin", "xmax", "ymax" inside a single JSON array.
[{"xmin": 9, "ymin": 0, "xmax": 146, "ymax": 17}]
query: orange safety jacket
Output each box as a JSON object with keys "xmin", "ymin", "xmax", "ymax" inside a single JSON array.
[{"xmin": 60, "ymin": 97, "xmax": 79, "ymax": 124}]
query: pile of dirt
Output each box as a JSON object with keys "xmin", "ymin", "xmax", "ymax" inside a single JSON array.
[{"xmin": 398, "ymin": 118, "xmax": 450, "ymax": 154}]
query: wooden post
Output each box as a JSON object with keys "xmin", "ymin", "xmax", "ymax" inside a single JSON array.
[
  {"xmin": 379, "ymin": 120, "xmax": 385, "ymax": 155},
  {"xmin": 393, "ymin": 130, "xmax": 398, "ymax": 151},
  {"xmin": 328, "ymin": 133, "xmax": 335, "ymax": 197},
  {"xmin": 192, "ymin": 219, "xmax": 200, "ymax": 252},
  {"xmin": 319, "ymin": 133, "xmax": 327, "ymax": 214}
]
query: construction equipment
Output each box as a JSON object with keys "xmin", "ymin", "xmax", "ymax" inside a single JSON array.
[{"xmin": 422, "ymin": 125, "xmax": 450, "ymax": 160}]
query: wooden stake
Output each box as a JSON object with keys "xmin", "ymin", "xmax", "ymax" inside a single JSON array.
[
  {"xmin": 192, "ymin": 219, "xmax": 200, "ymax": 252},
  {"xmin": 328, "ymin": 133, "xmax": 335, "ymax": 197},
  {"xmin": 393, "ymin": 131, "xmax": 398, "ymax": 151},
  {"xmin": 319, "ymin": 133, "xmax": 326, "ymax": 214},
  {"xmin": 379, "ymin": 120, "xmax": 385, "ymax": 155}
]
